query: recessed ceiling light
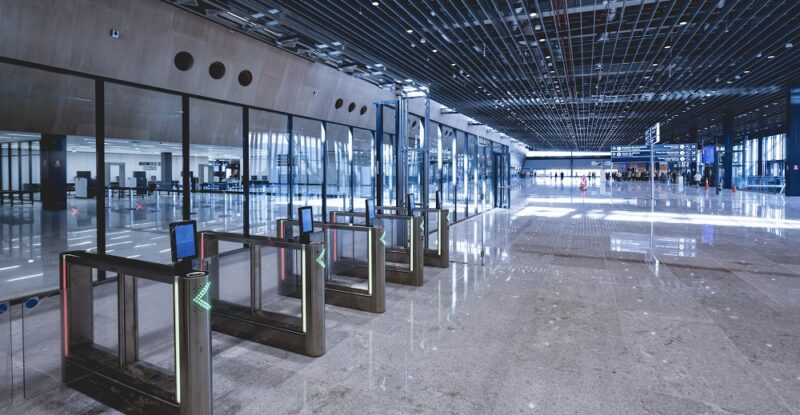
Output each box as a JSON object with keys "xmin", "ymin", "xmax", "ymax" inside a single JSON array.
[
  {"xmin": 406, "ymin": 29, "xmax": 413, "ymax": 33},
  {"xmin": 743, "ymin": 70, "xmax": 750, "ymax": 74},
  {"xmin": 767, "ymin": 55, "xmax": 775, "ymax": 59},
  {"xmin": 432, "ymin": 49, "xmax": 438, "ymax": 52},
  {"xmin": 529, "ymin": 12, "xmax": 537, "ymax": 17},
  {"xmin": 372, "ymin": 1, "xmax": 379, "ymax": 5},
  {"xmin": 679, "ymin": 21, "xmax": 688, "ymax": 25},
  {"xmin": 652, "ymin": 63, "xmax": 658, "ymax": 66},
  {"xmin": 450, "ymin": 63, "xmax": 456, "ymax": 66},
  {"xmin": 539, "ymin": 38, "xmax": 546, "ymax": 42},
  {"xmin": 664, "ymin": 45, "xmax": 671, "ymax": 49},
  {"xmin": 545, "ymin": 55, "xmax": 551, "ymax": 59}
]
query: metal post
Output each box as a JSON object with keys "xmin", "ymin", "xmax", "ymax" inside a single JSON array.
[
  {"xmin": 117, "ymin": 274, "xmax": 138, "ymax": 366},
  {"xmin": 375, "ymin": 105, "xmax": 384, "ymax": 204},
  {"xmin": 17, "ymin": 143, "xmax": 22, "ymax": 202},
  {"xmin": 422, "ymin": 97, "xmax": 430, "ymax": 208},
  {"xmin": 174, "ymin": 271, "xmax": 212, "ymax": 415},
  {"xmin": 650, "ymin": 141, "xmax": 655, "ymax": 201},
  {"xmin": 28, "ymin": 141, "xmax": 33, "ymax": 202},
  {"xmin": 303, "ymin": 243, "xmax": 325, "ymax": 356},
  {"xmin": 250, "ymin": 244, "xmax": 261, "ymax": 310},
  {"xmin": 96, "ymin": 80, "xmax": 106, "ymax": 257},
  {"xmin": 287, "ymin": 115, "xmax": 294, "ymax": 219},
  {"xmin": 242, "ymin": 106, "xmax": 250, "ymax": 237},
  {"xmin": 181, "ymin": 95, "xmax": 191, "ymax": 220}
]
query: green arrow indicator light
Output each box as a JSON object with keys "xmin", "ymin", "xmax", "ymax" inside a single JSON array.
[
  {"xmin": 193, "ymin": 281, "xmax": 211, "ymax": 311},
  {"xmin": 379, "ymin": 231, "xmax": 386, "ymax": 246},
  {"xmin": 316, "ymin": 248, "xmax": 326, "ymax": 268}
]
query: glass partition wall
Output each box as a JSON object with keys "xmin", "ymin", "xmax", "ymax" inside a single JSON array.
[
  {"xmin": 248, "ymin": 109, "xmax": 289, "ymax": 236},
  {"xmin": 0, "ymin": 59, "xmax": 511, "ymax": 302}
]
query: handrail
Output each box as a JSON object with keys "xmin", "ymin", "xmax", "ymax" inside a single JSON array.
[{"xmin": 60, "ymin": 251, "xmax": 176, "ymax": 284}]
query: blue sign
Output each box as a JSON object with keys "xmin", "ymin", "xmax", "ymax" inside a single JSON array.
[
  {"xmin": 611, "ymin": 143, "xmax": 697, "ymax": 163},
  {"xmin": 702, "ymin": 146, "xmax": 715, "ymax": 164},
  {"xmin": 0, "ymin": 303, "xmax": 7, "ymax": 314}
]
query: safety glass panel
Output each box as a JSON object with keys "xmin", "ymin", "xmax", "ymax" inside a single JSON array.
[
  {"xmin": 424, "ymin": 211, "xmax": 439, "ymax": 252},
  {"xmin": 379, "ymin": 218, "xmax": 412, "ymax": 272},
  {"xmin": 263, "ymin": 245, "xmax": 303, "ymax": 327},
  {"xmin": 216, "ymin": 246, "xmax": 251, "ymax": 307},
  {"xmin": 135, "ymin": 279, "xmax": 176, "ymax": 375},
  {"xmin": 21, "ymin": 292, "xmax": 61, "ymax": 399},
  {"xmin": 0, "ymin": 300, "xmax": 10, "ymax": 408},
  {"xmin": 327, "ymin": 228, "xmax": 369, "ymax": 291}
]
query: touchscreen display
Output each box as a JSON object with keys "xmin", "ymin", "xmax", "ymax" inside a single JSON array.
[
  {"xmin": 366, "ymin": 199, "xmax": 376, "ymax": 220},
  {"xmin": 170, "ymin": 220, "xmax": 197, "ymax": 262},
  {"xmin": 299, "ymin": 206, "xmax": 314, "ymax": 234}
]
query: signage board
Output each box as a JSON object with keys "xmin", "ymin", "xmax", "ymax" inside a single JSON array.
[{"xmin": 611, "ymin": 143, "xmax": 697, "ymax": 164}]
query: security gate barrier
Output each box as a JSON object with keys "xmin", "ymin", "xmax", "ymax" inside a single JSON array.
[
  {"xmin": 277, "ymin": 219, "xmax": 386, "ymax": 314},
  {"xmin": 60, "ymin": 251, "xmax": 212, "ymax": 415},
  {"xmin": 198, "ymin": 232, "xmax": 325, "ymax": 357},
  {"xmin": 330, "ymin": 211, "xmax": 424, "ymax": 287},
  {"xmin": 375, "ymin": 206, "xmax": 450, "ymax": 267}
]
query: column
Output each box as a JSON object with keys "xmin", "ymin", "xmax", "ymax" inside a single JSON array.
[
  {"xmin": 40, "ymin": 134, "xmax": 67, "ymax": 210},
  {"xmin": 786, "ymin": 85, "xmax": 800, "ymax": 196},
  {"xmin": 160, "ymin": 152, "xmax": 173, "ymax": 184},
  {"xmin": 722, "ymin": 112, "xmax": 734, "ymax": 189}
]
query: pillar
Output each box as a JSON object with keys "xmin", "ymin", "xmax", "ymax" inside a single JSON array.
[
  {"xmin": 160, "ymin": 152, "xmax": 173, "ymax": 184},
  {"xmin": 786, "ymin": 85, "xmax": 800, "ymax": 197},
  {"xmin": 40, "ymin": 134, "xmax": 67, "ymax": 210},
  {"xmin": 722, "ymin": 112, "xmax": 734, "ymax": 189}
]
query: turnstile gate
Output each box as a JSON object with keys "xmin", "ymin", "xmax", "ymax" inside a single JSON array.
[
  {"xmin": 60, "ymin": 251, "xmax": 212, "ymax": 415},
  {"xmin": 277, "ymin": 220, "xmax": 386, "ymax": 313},
  {"xmin": 330, "ymin": 211, "xmax": 424, "ymax": 286},
  {"xmin": 199, "ymin": 232, "xmax": 326, "ymax": 357},
  {"xmin": 375, "ymin": 206, "xmax": 450, "ymax": 267}
]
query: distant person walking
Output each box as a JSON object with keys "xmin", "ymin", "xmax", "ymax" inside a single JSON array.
[{"xmin": 560, "ymin": 172, "xmax": 564, "ymax": 181}]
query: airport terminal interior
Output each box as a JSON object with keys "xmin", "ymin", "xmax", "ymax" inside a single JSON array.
[{"xmin": 1, "ymin": 0, "xmax": 800, "ymax": 414}]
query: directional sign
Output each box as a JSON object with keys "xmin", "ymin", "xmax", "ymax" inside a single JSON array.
[
  {"xmin": 611, "ymin": 143, "xmax": 697, "ymax": 164},
  {"xmin": 645, "ymin": 123, "xmax": 660, "ymax": 145}
]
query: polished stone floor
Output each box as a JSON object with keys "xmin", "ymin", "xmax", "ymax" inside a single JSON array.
[{"xmin": 4, "ymin": 178, "xmax": 800, "ymax": 414}]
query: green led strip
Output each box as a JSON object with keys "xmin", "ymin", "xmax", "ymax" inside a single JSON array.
[
  {"xmin": 192, "ymin": 281, "xmax": 211, "ymax": 311},
  {"xmin": 316, "ymin": 248, "xmax": 326, "ymax": 268}
]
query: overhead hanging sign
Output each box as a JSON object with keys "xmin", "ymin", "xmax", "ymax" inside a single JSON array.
[
  {"xmin": 611, "ymin": 143, "xmax": 697, "ymax": 163},
  {"xmin": 645, "ymin": 123, "xmax": 660, "ymax": 145}
]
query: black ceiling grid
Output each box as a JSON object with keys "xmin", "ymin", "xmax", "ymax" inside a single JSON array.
[{"xmin": 166, "ymin": 0, "xmax": 800, "ymax": 151}]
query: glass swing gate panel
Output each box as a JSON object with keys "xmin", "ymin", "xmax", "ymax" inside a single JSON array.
[
  {"xmin": 213, "ymin": 241, "xmax": 303, "ymax": 325},
  {"xmin": 0, "ymin": 300, "xmax": 10, "ymax": 408},
  {"xmin": 327, "ymin": 227, "xmax": 370, "ymax": 291}
]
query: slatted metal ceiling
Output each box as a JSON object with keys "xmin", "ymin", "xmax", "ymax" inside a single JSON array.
[{"xmin": 167, "ymin": 0, "xmax": 800, "ymax": 150}]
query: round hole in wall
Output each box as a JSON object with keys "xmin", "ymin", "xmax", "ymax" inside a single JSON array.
[
  {"xmin": 209, "ymin": 61, "xmax": 226, "ymax": 79},
  {"xmin": 174, "ymin": 51, "xmax": 194, "ymax": 71},
  {"xmin": 348, "ymin": 102, "xmax": 356, "ymax": 112},
  {"xmin": 335, "ymin": 98, "xmax": 344, "ymax": 109},
  {"xmin": 238, "ymin": 70, "xmax": 253, "ymax": 86},
  {"xmin": 360, "ymin": 105, "xmax": 368, "ymax": 115}
]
